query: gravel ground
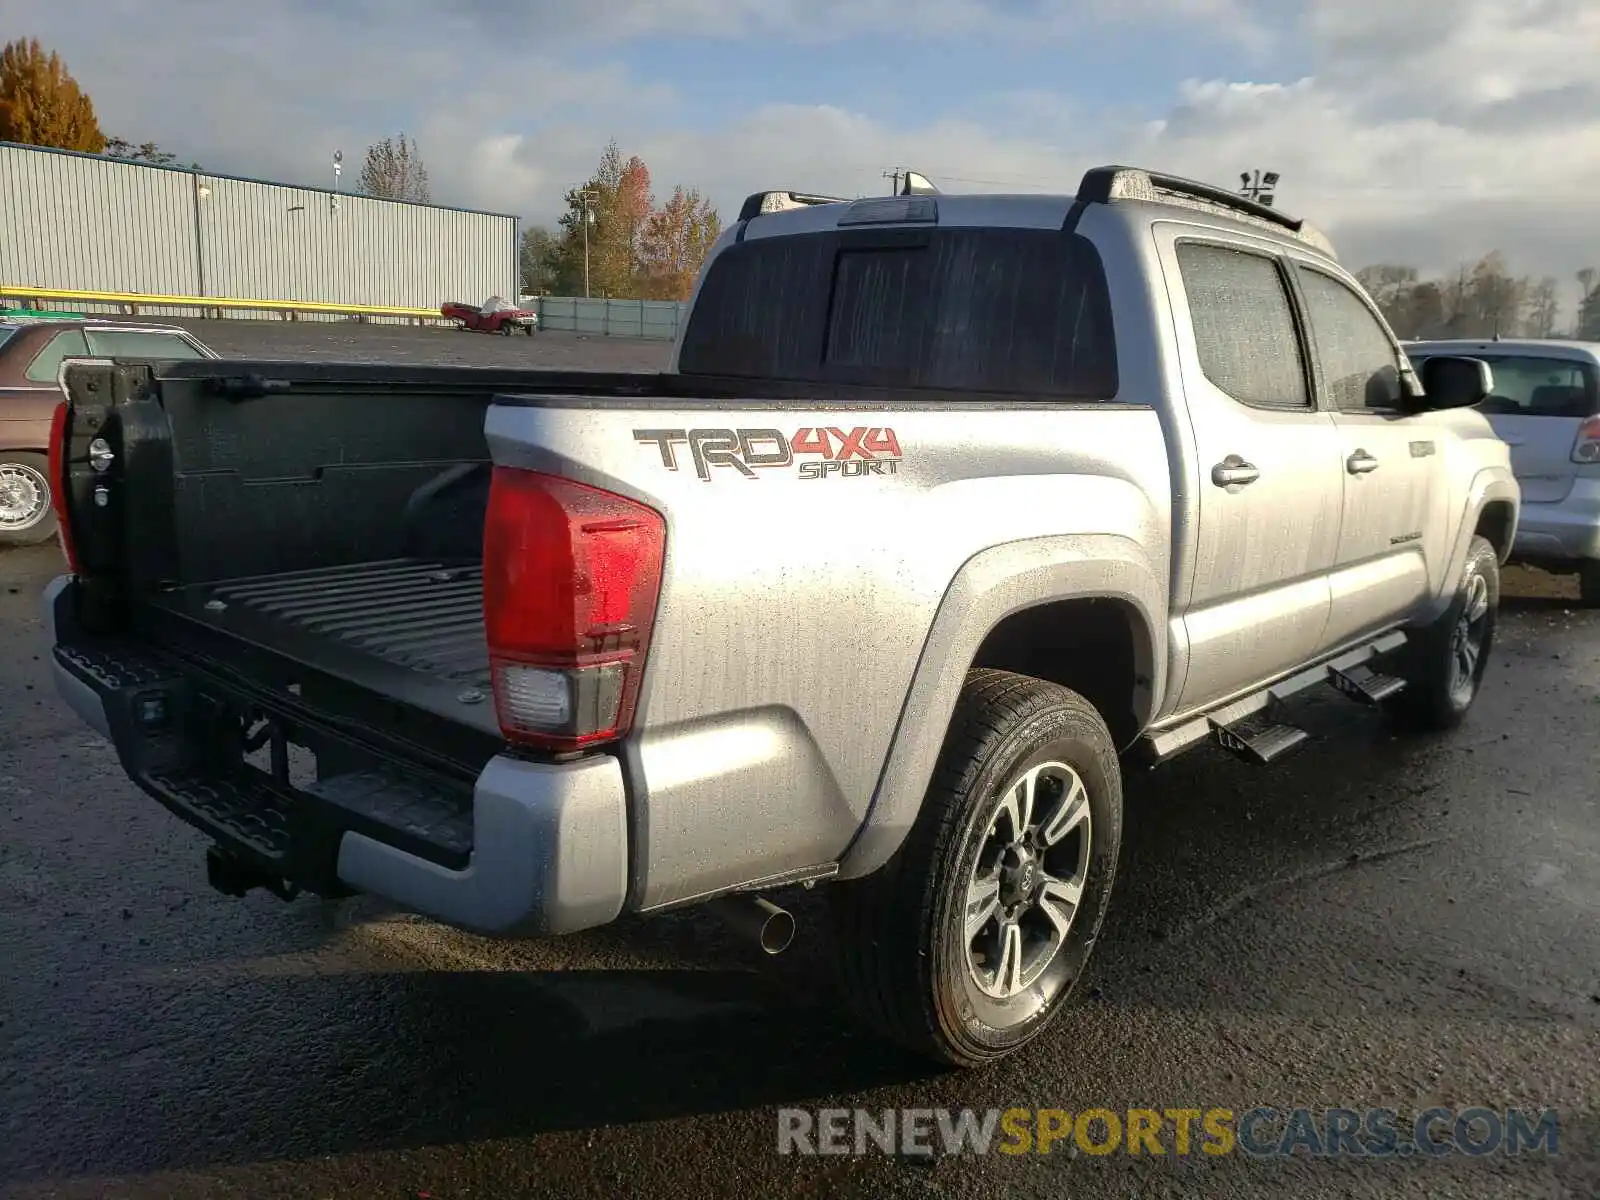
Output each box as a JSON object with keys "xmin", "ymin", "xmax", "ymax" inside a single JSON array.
[{"xmin": 1, "ymin": 320, "xmax": 1596, "ymax": 1200}]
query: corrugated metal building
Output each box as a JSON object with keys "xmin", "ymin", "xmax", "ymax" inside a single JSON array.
[{"xmin": 0, "ymin": 142, "xmax": 517, "ymax": 310}]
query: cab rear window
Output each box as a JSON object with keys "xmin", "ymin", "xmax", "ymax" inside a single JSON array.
[{"xmin": 679, "ymin": 226, "xmax": 1119, "ymax": 399}]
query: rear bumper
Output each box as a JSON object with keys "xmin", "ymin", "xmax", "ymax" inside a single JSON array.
[
  {"xmin": 1511, "ymin": 478, "xmax": 1600, "ymax": 563},
  {"xmin": 336, "ymin": 755, "xmax": 625, "ymax": 936},
  {"xmin": 44, "ymin": 575, "xmax": 628, "ymax": 937}
]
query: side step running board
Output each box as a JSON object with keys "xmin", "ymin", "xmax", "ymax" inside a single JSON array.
[
  {"xmin": 1209, "ymin": 715, "xmax": 1308, "ymax": 765},
  {"xmin": 1140, "ymin": 629, "xmax": 1410, "ymax": 766},
  {"xmin": 1326, "ymin": 663, "xmax": 1406, "ymax": 705}
]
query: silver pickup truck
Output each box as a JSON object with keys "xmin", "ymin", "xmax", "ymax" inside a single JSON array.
[{"xmin": 46, "ymin": 165, "xmax": 1518, "ymax": 1068}]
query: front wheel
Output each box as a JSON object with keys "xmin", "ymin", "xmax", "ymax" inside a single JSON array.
[
  {"xmin": 1384, "ymin": 535, "xmax": 1500, "ymax": 732},
  {"xmin": 0, "ymin": 452, "xmax": 58, "ymax": 547},
  {"xmin": 830, "ymin": 669, "xmax": 1123, "ymax": 1067}
]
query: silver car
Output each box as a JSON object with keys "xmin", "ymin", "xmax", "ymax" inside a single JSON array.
[{"xmin": 1404, "ymin": 339, "xmax": 1600, "ymax": 605}]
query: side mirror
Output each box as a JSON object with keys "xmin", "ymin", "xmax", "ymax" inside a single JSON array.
[{"xmin": 1415, "ymin": 355, "xmax": 1494, "ymax": 411}]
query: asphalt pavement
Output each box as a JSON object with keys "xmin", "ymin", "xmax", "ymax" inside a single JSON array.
[{"xmin": 2, "ymin": 321, "xmax": 1597, "ymax": 1200}]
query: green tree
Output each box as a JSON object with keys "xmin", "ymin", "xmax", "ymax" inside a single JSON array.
[
  {"xmin": 104, "ymin": 137, "xmax": 178, "ymax": 165},
  {"xmin": 519, "ymin": 225, "xmax": 558, "ymax": 295},
  {"xmin": 0, "ymin": 38, "xmax": 105, "ymax": 152},
  {"xmin": 1577, "ymin": 269, "xmax": 1600, "ymax": 340}
]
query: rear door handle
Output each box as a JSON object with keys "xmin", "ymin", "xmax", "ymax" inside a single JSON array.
[
  {"xmin": 1211, "ymin": 456, "xmax": 1260, "ymax": 487},
  {"xmin": 1347, "ymin": 450, "xmax": 1380, "ymax": 475}
]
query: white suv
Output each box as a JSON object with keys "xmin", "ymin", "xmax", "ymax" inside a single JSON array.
[{"xmin": 1404, "ymin": 339, "xmax": 1600, "ymax": 605}]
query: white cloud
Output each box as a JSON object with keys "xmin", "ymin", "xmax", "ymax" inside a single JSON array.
[{"xmin": 9, "ymin": 0, "xmax": 1600, "ymax": 315}]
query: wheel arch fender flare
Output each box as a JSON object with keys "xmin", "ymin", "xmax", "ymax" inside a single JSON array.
[
  {"xmin": 1422, "ymin": 466, "xmax": 1518, "ymax": 624},
  {"xmin": 836, "ymin": 532, "xmax": 1167, "ymax": 880}
]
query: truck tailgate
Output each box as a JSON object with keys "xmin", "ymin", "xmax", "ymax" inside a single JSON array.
[{"xmin": 139, "ymin": 558, "xmax": 497, "ymax": 735}]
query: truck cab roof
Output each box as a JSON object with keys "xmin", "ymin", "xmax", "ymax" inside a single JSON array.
[{"xmin": 731, "ymin": 165, "xmax": 1338, "ymax": 261}]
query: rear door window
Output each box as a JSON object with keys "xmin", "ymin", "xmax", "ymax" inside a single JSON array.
[
  {"xmin": 25, "ymin": 329, "xmax": 90, "ymax": 383},
  {"xmin": 679, "ymin": 226, "xmax": 1119, "ymax": 399},
  {"xmin": 1176, "ymin": 241, "xmax": 1310, "ymax": 410}
]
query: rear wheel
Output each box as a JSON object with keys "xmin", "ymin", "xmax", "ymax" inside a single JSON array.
[
  {"xmin": 830, "ymin": 669, "xmax": 1122, "ymax": 1067},
  {"xmin": 0, "ymin": 452, "xmax": 57, "ymax": 547},
  {"xmin": 1384, "ymin": 535, "xmax": 1499, "ymax": 731}
]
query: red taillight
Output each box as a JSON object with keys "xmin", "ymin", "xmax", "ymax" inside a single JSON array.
[
  {"xmin": 482, "ymin": 467, "xmax": 666, "ymax": 753},
  {"xmin": 1572, "ymin": 416, "xmax": 1600, "ymax": 465},
  {"xmin": 47, "ymin": 400, "xmax": 80, "ymax": 573}
]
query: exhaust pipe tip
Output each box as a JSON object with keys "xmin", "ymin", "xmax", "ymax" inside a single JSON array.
[
  {"xmin": 755, "ymin": 898, "xmax": 796, "ymax": 955},
  {"xmin": 710, "ymin": 894, "xmax": 796, "ymax": 955}
]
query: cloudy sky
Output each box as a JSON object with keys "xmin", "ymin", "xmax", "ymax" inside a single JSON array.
[{"xmin": 8, "ymin": 0, "xmax": 1599, "ymax": 298}]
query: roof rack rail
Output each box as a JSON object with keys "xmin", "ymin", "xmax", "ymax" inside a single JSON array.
[
  {"xmin": 1075, "ymin": 165, "xmax": 1335, "ymax": 256},
  {"xmin": 737, "ymin": 190, "xmax": 850, "ymax": 222},
  {"xmin": 1077, "ymin": 165, "xmax": 1302, "ymax": 230}
]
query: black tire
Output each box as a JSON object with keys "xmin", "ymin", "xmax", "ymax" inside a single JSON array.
[
  {"xmin": 1384, "ymin": 535, "xmax": 1500, "ymax": 732},
  {"xmin": 830, "ymin": 669, "xmax": 1123, "ymax": 1067},
  {"xmin": 500, "ymin": 323, "xmax": 514, "ymax": 336},
  {"xmin": 0, "ymin": 451, "xmax": 58, "ymax": 547},
  {"xmin": 1578, "ymin": 561, "xmax": 1600, "ymax": 608}
]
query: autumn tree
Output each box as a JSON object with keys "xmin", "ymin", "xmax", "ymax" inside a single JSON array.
[
  {"xmin": 1401, "ymin": 281, "xmax": 1446, "ymax": 339},
  {"xmin": 0, "ymin": 38, "xmax": 105, "ymax": 152},
  {"xmin": 1356, "ymin": 264, "xmax": 1419, "ymax": 331},
  {"xmin": 551, "ymin": 140, "xmax": 654, "ymax": 297},
  {"xmin": 1527, "ymin": 278, "xmax": 1560, "ymax": 338},
  {"xmin": 638, "ymin": 186, "xmax": 722, "ymax": 300},
  {"xmin": 548, "ymin": 141, "xmax": 726, "ymax": 299},
  {"xmin": 358, "ymin": 132, "xmax": 430, "ymax": 203},
  {"xmin": 1353, "ymin": 253, "xmax": 1564, "ymax": 340},
  {"xmin": 1467, "ymin": 251, "xmax": 1526, "ymax": 336}
]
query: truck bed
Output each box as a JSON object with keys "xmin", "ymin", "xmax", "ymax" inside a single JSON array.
[
  {"xmin": 54, "ymin": 359, "xmax": 688, "ymax": 755},
  {"xmin": 139, "ymin": 557, "xmax": 497, "ymax": 735}
]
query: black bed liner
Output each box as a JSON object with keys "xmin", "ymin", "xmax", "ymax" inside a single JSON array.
[{"xmin": 139, "ymin": 558, "xmax": 497, "ymax": 737}]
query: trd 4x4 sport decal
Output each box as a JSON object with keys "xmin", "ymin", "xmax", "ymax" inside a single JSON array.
[{"xmin": 633, "ymin": 427, "xmax": 903, "ymax": 481}]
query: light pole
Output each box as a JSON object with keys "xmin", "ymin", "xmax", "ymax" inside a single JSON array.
[
  {"xmin": 331, "ymin": 149, "xmax": 343, "ymax": 214},
  {"xmin": 578, "ymin": 188, "xmax": 597, "ymax": 299}
]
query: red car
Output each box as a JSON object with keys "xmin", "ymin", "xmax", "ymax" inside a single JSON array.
[{"xmin": 441, "ymin": 297, "xmax": 538, "ymax": 336}]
